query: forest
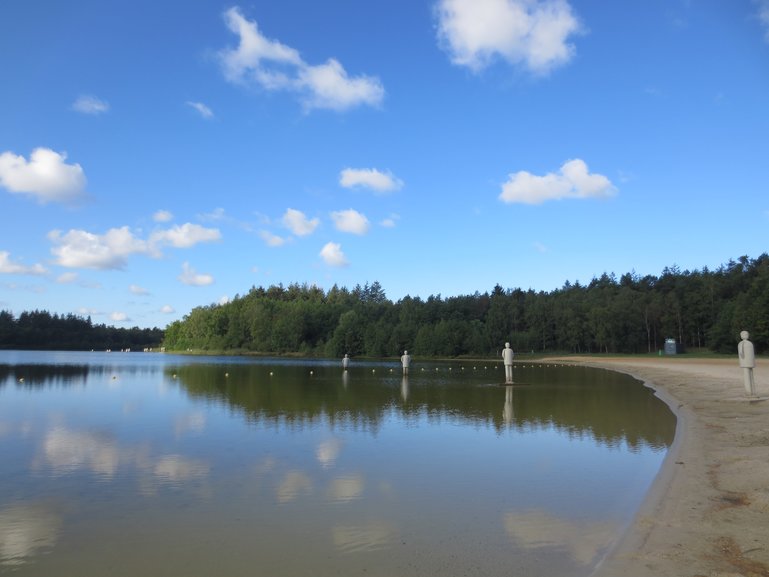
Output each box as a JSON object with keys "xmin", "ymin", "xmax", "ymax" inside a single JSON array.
[
  {"xmin": 0, "ymin": 310, "xmax": 164, "ymax": 351},
  {"xmin": 162, "ymin": 254, "xmax": 769, "ymax": 357}
]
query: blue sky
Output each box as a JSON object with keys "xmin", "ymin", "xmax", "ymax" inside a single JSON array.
[{"xmin": 1, "ymin": 0, "xmax": 768, "ymax": 329}]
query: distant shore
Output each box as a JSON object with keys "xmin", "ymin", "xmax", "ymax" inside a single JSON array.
[{"xmin": 547, "ymin": 356, "xmax": 769, "ymax": 577}]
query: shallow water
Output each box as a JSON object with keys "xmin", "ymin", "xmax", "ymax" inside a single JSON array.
[{"xmin": 0, "ymin": 351, "xmax": 674, "ymax": 576}]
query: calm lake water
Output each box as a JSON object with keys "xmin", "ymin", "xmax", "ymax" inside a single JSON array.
[{"xmin": 0, "ymin": 351, "xmax": 675, "ymax": 577}]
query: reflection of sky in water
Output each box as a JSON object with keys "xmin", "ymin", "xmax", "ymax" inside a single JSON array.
[{"xmin": 0, "ymin": 352, "xmax": 673, "ymax": 577}]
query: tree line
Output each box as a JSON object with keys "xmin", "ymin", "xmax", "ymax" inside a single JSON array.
[
  {"xmin": 163, "ymin": 254, "xmax": 769, "ymax": 356},
  {"xmin": 0, "ymin": 310, "xmax": 164, "ymax": 351}
]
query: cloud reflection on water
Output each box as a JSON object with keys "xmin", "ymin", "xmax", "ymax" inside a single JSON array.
[
  {"xmin": 276, "ymin": 470, "xmax": 313, "ymax": 503},
  {"xmin": 332, "ymin": 522, "xmax": 395, "ymax": 554},
  {"xmin": 504, "ymin": 510, "xmax": 615, "ymax": 567},
  {"xmin": 316, "ymin": 437, "xmax": 343, "ymax": 468},
  {"xmin": 0, "ymin": 503, "xmax": 62, "ymax": 567},
  {"xmin": 328, "ymin": 475, "xmax": 364, "ymax": 503}
]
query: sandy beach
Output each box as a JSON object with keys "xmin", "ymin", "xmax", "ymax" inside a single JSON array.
[{"xmin": 550, "ymin": 357, "xmax": 769, "ymax": 577}]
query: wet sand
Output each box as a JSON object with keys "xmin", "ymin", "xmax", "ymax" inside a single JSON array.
[{"xmin": 549, "ymin": 357, "xmax": 769, "ymax": 577}]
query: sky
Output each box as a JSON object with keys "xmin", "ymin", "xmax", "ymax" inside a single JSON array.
[{"xmin": 1, "ymin": 0, "xmax": 768, "ymax": 329}]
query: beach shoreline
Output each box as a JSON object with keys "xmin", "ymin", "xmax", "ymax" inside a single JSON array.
[{"xmin": 548, "ymin": 357, "xmax": 769, "ymax": 577}]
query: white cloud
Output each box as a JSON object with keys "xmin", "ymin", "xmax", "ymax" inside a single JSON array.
[
  {"xmin": 47, "ymin": 223, "xmax": 221, "ymax": 270},
  {"xmin": 282, "ymin": 208, "xmax": 319, "ymax": 236},
  {"xmin": 218, "ymin": 295, "xmax": 230, "ymax": 305},
  {"xmin": 319, "ymin": 242, "xmax": 349, "ymax": 267},
  {"xmin": 435, "ymin": 0, "xmax": 582, "ymax": 74},
  {"xmin": 186, "ymin": 101, "xmax": 214, "ymax": 119},
  {"xmin": 331, "ymin": 209, "xmax": 370, "ymax": 235},
  {"xmin": 339, "ymin": 168, "xmax": 403, "ymax": 193},
  {"xmin": 160, "ymin": 304, "xmax": 175, "ymax": 314},
  {"xmin": 0, "ymin": 251, "xmax": 47, "ymax": 275},
  {"xmin": 56, "ymin": 272, "xmax": 78, "ymax": 284},
  {"xmin": 153, "ymin": 210, "xmax": 173, "ymax": 222},
  {"xmin": 298, "ymin": 59, "xmax": 384, "ymax": 111},
  {"xmin": 219, "ymin": 7, "xmax": 384, "ymax": 111},
  {"xmin": 48, "ymin": 227, "xmax": 151, "ymax": 269},
  {"xmin": 0, "ymin": 148, "xmax": 86, "ymax": 204},
  {"xmin": 380, "ymin": 213, "xmax": 400, "ymax": 228},
  {"xmin": 129, "ymin": 284, "xmax": 149, "ymax": 295},
  {"xmin": 110, "ymin": 312, "xmax": 128, "ymax": 322},
  {"xmin": 72, "ymin": 95, "xmax": 110, "ymax": 115},
  {"xmin": 149, "ymin": 223, "xmax": 222, "ymax": 248},
  {"xmin": 259, "ymin": 230, "xmax": 287, "ymax": 247},
  {"xmin": 179, "ymin": 262, "xmax": 214, "ymax": 286},
  {"xmin": 499, "ymin": 159, "xmax": 616, "ymax": 204}
]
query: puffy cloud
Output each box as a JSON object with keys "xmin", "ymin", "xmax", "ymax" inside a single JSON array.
[
  {"xmin": 160, "ymin": 304, "xmax": 175, "ymax": 314},
  {"xmin": 48, "ymin": 227, "xmax": 151, "ymax": 269},
  {"xmin": 219, "ymin": 7, "xmax": 384, "ymax": 111},
  {"xmin": 110, "ymin": 312, "xmax": 128, "ymax": 322},
  {"xmin": 47, "ymin": 223, "xmax": 220, "ymax": 270},
  {"xmin": 339, "ymin": 168, "xmax": 403, "ymax": 193},
  {"xmin": 178, "ymin": 262, "xmax": 214, "ymax": 286},
  {"xmin": 282, "ymin": 208, "xmax": 319, "ymax": 236},
  {"xmin": 0, "ymin": 148, "xmax": 86, "ymax": 204},
  {"xmin": 259, "ymin": 230, "xmax": 288, "ymax": 247},
  {"xmin": 186, "ymin": 101, "xmax": 214, "ymax": 119},
  {"xmin": 298, "ymin": 59, "xmax": 384, "ymax": 111},
  {"xmin": 499, "ymin": 159, "xmax": 616, "ymax": 204},
  {"xmin": 319, "ymin": 242, "xmax": 349, "ymax": 267},
  {"xmin": 72, "ymin": 94, "xmax": 109, "ymax": 115},
  {"xmin": 435, "ymin": 0, "xmax": 582, "ymax": 74},
  {"xmin": 0, "ymin": 251, "xmax": 47, "ymax": 275},
  {"xmin": 153, "ymin": 210, "xmax": 173, "ymax": 222},
  {"xmin": 149, "ymin": 223, "xmax": 221, "ymax": 248},
  {"xmin": 331, "ymin": 209, "xmax": 370, "ymax": 235},
  {"xmin": 129, "ymin": 284, "xmax": 149, "ymax": 295}
]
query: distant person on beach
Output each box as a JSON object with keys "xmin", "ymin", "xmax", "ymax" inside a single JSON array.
[
  {"xmin": 738, "ymin": 331, "xmax": 756, "ymax": 396},
  {"xmin": 342, "ymin": 353, "xmax": 350, "ymax": 370},
  {"xmin": 502, "ymin": 342, "xmax": 514, "ymax": 383},
  {"xmin": 401, "ymin": 350, "xmax": 411, "ymax": 375}
]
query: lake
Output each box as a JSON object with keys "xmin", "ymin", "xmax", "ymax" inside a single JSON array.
[{"xmin": 0, "ymin": 350, "xmax": 675, "ymax": 576}]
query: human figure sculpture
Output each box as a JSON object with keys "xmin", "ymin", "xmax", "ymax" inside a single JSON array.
[
  {"xmin": 401, "ymin": 350, "xmax": 411, "ymax": 375},
  {"xmin": 738, "ymin": 331, "xmax": 756, "ymax": 396},
  {"xmin": 502, "ymin": 342, "xmax": 514, "ymax": 384},
  {"xmin": 342, "ymin": 353, "xmax": 350, "ymax": 370}
]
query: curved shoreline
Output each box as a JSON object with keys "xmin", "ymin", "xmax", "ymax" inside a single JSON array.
[{"xmin": 554, "ymin": 357, "xmax": 769, "ymax": 577}]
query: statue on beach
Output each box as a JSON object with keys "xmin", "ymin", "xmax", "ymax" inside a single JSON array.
[
  {"xmin": 502, "ymin": 342, "xmax": 514, "ymax": 384},
  {"xmin": 401, "ymin": 350, "xmax": 411, "ymax": 375},
  {"xmin": 342, "ymin": 353, "xmax": 350, "ymax": 370},
  {"xmin": 738, "ymin": 331, "xmax": 756, "ymax": 396}
]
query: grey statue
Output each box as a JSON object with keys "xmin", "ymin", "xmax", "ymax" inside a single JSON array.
[
  {"xmin": 738, "ymin": 331, "xmax": 756, "ymax": 397},
  {"xmin": 401, "ymin": 350, "xmax": 411, "ymax": 375},
  {"xmin": 502, "ymin": 342, "xmax": 514, "ymax": 384}
]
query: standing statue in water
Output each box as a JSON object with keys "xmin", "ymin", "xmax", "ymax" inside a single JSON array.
[
  {"xmin": 401, "ymin": 350, "xmax": 411, "ymax": 375},
  {"xmin": 502, "ymin": 342, "xmax": 514, "ymax": 384},
  {"xmin": 342, "ymin": 353, "xmax": 350, "ymax": 370},
  {"xmin": 738, "ymin": 331, "xmax": 756, "ymax": 397}
]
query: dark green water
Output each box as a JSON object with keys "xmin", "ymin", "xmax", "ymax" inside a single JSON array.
[{"xmin": 0, "ymin": 351, "xmax": 674, "ymax": 576}]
